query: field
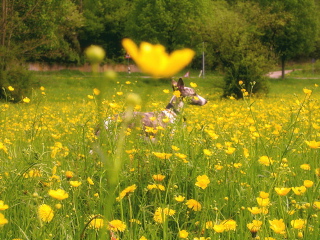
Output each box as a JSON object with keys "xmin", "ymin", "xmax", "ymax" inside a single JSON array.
[{"xmin": 0, "ymin": 70, "xmax": 319, "ymax": 240}]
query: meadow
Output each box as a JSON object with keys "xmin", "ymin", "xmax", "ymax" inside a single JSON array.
[{"xmin": 0, "ymin": 70, "xmax": 319, "ymax": 240}]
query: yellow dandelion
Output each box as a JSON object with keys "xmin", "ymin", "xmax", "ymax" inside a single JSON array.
[
  {"xmin": 116, "ymin": 184, "xmax": 137, "ymax": 201},
  {"xmin": 152, "ymin": 174, "xmax": 166, "ymax": 181},
  {"xmin": 108, "ymin": 219, "xmax": 126, "ymax": 232},
  {"xmin": 38, "ymin": 204, "xmax": 54, "ymax": 223}
]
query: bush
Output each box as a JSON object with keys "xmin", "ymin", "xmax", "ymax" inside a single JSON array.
[
  {"xmin": 0, "ymin": 66, "xmax": 33, "ymax": 103},
  {"xmin": 222, "ymin": 65, "xmax": 269, "ymax": 99}
]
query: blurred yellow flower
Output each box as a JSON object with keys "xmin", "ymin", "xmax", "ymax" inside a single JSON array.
[
  {"xmin": 248, "ymin": 207, "xmax": 262, "ymax": 214},
  {"xmin": 269, "ymin": 219, "xmax": 286, "ymax": 234},
  {"xmin": 221, "ymin": 219, "xmax": 237, "ymax": 231},
  {"xmin": 87, "ymin": 177, "xmax": 94, "ymax": 185},
  {"xmin": 8, "ymin": 86, "xmax": 14, "ymax": 91},
  {"xmin": 85, "ymin": 45, "xmax": 105, "ymax": 64},
  {"xmin": 179, "ymin": 230, "xmax": 189, "ymax": 238},
  {"xmin": 300, "ymin": 164, "xmax": 311, "ymax": 170},
  {"xmin": 292, "ymin": 186, "xmax": 307, "ymax": 195},
  {"xmin": 203, "ymin": 149, "xmax": 212, "ymax": 156},
  {"xmin": 275, "ymin": 187, "xmax": 291, "ymax": 196},
  {"xmin": 65, "ymin": 171, "xmax": 74, "ymax": 179},
  {"xmin": 152, "ymin": 174, "xmax": 166, "ymax": 181},
  {"xmin": 195, "ymin": 175, "xmax": 210, "ymax": 189},
  {"xmin": 303, "ymin": 88, "xmax": 312, "ymax": 95},
  {"xmin": 88, "ymin": 217, "xmax": 104, "ymax": 229},
  {"xmin": 256, "ymin": 197, "xmax": 270, "ymax": 207},
  {"xmin": 305, "ymin": 140, "xmax": 320, "ymax": 149},
  {"xmin": 153, "ymin": 207, "xmax": 175, "ymax": 223},
  {"xmin": 93, "ymin": 88, "xmax": 100, "ymax": 95},
  {"xmin": 213, "ymin": 224, "xmax": 225, "ymax": 233},
  {"xmin": 122, "ymin": 38, "xmax": 195, "ymax": 78},
  {"xmin": 163, "ymin": 89, "xmax": 170, "ymax": 94},
  {"xmin": 190, "ymin": 82, "xmax": 197, "ymax": 88},
  {"xmin": 22, "ymin": 97, "xmax": 30, "ymax": 103},
  {"xmin": 247, "ymin": 220, "xmax": 263, "ymax": 232},
  {"xmin": 70, "ymin": 181, "xmax": 82, "ymax": 187},
  {"xmin": 258, "ymin": 156, "xmax": 274, "ymax": 166},
  {"xmin": 152, "ymin": 152, "xmax": 172, "ymax": 159},
  {"xmin": 0, "ymin": 201, "xmax": 9, "ymax": 211},
  {"xmin": 48, "ymin": 189, "xmax": 69, "ymax": 200},
  {"xmin": 259, "ymin": 191, "xmax": 269, "ymax": 199},
  {"xmin": 186, "ymin": 199, "xmax": 201, "ymax": 211},
  {"xmin": 0, "ymin": 213, "xmax": 8, "ymax": 226},
  {"xmin": 291, "ymin": 219, "xmax": 306, "ymax": 229},
  {"xmin": 116, "ymin": 184, "xmax": 137, "ymax": 201},
  {"xmin": 108, "ymin": 219, "xmax": 126, "ymax": 232},
  {"xmin": 313, "ymin": 201, "xmax": 320, "ymax": 209},
  {"xmin": 147, "ymin": 184, "xmax": 165, "ymax": 191},
  {"xmin": 38, "ymin": 204, "xmax": 54, "ymax": 223},
  {"xmin": 174, "ymin": 195, "xmax": 185, "ymax": 202},
  {"xmin": 303, "ymin": 180, "xmax": 313, "ymax": 188}
]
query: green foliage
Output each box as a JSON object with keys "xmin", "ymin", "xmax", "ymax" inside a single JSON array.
[
  {"xmin": 202, "ymin": 2, "xmax": 273, "ymax": 98},
  {"xmin": 0, "ymin": 66, "xmax": 34, "ymax": 103}
]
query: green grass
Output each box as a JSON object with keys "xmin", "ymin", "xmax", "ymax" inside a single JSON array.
[{"xmin": 0, "ymin": 70, "xmax": 319, "ymax": 240}]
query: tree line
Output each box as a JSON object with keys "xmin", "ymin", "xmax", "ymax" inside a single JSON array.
[{"xmin": 1, "ymin": 0, "xmax": 319, "ymax": 99}]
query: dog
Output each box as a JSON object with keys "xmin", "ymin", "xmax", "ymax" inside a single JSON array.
[{"xmin": 97, "ymin": 78, "xmax": 207, "ymax": 138}]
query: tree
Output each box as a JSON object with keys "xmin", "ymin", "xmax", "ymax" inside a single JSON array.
[
  {"xmin": 255, "ymin": 0, "xmax": 318, "ymax": 78},
  {"xmin": 0, "ymin": 0, "xmax": 83, "ymax": 101},
  {"xmin": 201, "ymin": 1, "xmax": 273, "ymax": 98},
  {"xmin": 78, "ymin": 0, "xmax": 132, "ymax": 62},
  {"xmin": 124, "ymin": 0, "xmax": 205, "ymax": 52}
]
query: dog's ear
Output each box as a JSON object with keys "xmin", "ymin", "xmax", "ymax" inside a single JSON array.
[
  {"xmin": 177, "ymin": 78, "xmax": 184, "ymax": 90},
  {"xmin": 172, "ymin": 80, "xmax": 178, "ymax": 91}
]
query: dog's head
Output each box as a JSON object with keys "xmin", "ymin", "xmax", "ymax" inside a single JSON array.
[{"xmin": 172, "ymin": 78, "xmax": 207, "ymax": 106}]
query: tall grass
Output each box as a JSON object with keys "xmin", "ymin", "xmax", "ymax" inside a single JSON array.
[{"xmin": 0, "ymin": 70, "xmax": 319, "ymax": 239}]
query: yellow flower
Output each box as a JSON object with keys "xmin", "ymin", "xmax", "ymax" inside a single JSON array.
[
  {"xmin": 48, "ymin": 189, "xmax": 69, "ymax": 200},
  {"xmin": 247, "ymin": 207, "xmax": 262, "ymax": 214},
  {"xmin": 303, "ymin": 88, "xmax": 312, "ymax": 95},
  {"xmin": 305, "ymin": 140, "xmax": 320, "ymax": 149},
  {"xmin": 292, "ymin": 186, "xmax": 307, "ymax": 195},
  {"xmin": 256, "ymin": 197, "xmax": 270, "ymax": 207},
  {"xmin": 313, "ymin": 201, "xmax": 320, "ymax": 209},
  {"xmin": 259, "ymin": 191, "xmax": 269, "ymax": 199},
  {"xmin": 300, "ymin": 164, "xmax": 311, "ymax": 170},
  {"xmin": 122, "ymin": 38, "xmax": 195, "ymax": 78},
  {"xmin": 153, "ymin": 207, "xmax": 175, "ymax": 223},
  {"xmin": 190, "ymin": 82, "xmax": 197, "ymax": 88},
  {"xmin": 116, "ymin": 184, "xmax": 137, "ymax": 201},
  {"xmin": 65, "ymin": 171, "xmax": 74, "ymax": 179},
  {"xmin": 203, "ymin": 149, "xmax": 212, "ymax": 156},
  {"xmin": 185, "ymin": 199, "xmax": 201, "ymax": 211},
  {"xmin": 87, "ymin": 177, "xmax": 94, "ymax": 185},
  {"xmin": 87, "ymin": 95, "xmax": 94, "ymax": 99},
  {"xmin": 0, "ymin": 201, "xmax": 9, "ymax": 211},
  {"xmin": 163, "ymin": 89, "xmax": 170, "ymax": 94},
  {"xmin": 316, "ymin": 168, "xmax": 320, "ymax": 177},
  {"xmin": 225, "ymin": 147, "xmax": 236, "ymax": 154},
  {"xmin": 147, "ymin": 184, "xmax": 165, "ymax": 191},
  {"xmin": 139, "ymin": 236, "xmax": 147, "ymax": 240},
  {"xmin": 8, "ymin": 86, "xmax": 14, "ymax": 91},
  {"xmin": 258, "ymin": 156, "xmax": 274, "ymax": 166},
  {"xmin": 275, "ymin": 187, "xmax": 291, "ymax": 196},
  {"xmin": 195, "ymin": 175, "xmax": 210, "ymax": 189},
  {"xmin": 269, "ymin": 219, "xmax": 286, "ymax": 234},
  {"xmin": 55, "ymin": 203, "xmax": 62, "ymax": 209},
  {"xmin": 108, "ymin": 219, "xmax": 126, "ymax": 232},
  {"xmin": 22, "ymin": 97, "xmax": 30, "ymax": 103},
  {"xmin": 152, "ymin": 174, "xmax": 166, "ymax": 181},
  {"xmin": 38, "ymin": 204, "xmax": 54, "ymax": 223},
  {"xmin": 291, "ymin": 219, "xmax": 306, "ymax": 229},
  {"xmin": 179, "ymin": 230, "xmax": 189, "ymax": 238},
  {"xmin": 93, "ymin": 88, "xmax": 100, "ymax": 95},
  {"xmin": 247, "ymin": 220, "xmax": 263, "ymax": 232},
  {"xmin": 0, "ymin": 213, "xmax": 8, "ymax": 226},
  {"xmin": 152, "ymin": 152, "xmax": 172, "ymax": 159},
  {"xmin": 213, "ymin": 224, "xmax": 225, "ymax": 233},
  {"xmin": 174, "ymin": 195, "xmax": 185, "ymax": 202},
  {"xmin": 303, "ymin": 180, "xmax": 313, "ymax": 188},
  {"xmin": 221, "ymin": 219, "xmax": 237, "ymax": 231},
  {"xmin": 70, "ymin": 181, "xmax": 82, "ymax": 187},
  {"xmin": 88, "ymin": 217, "xmax": 104, "ymax": 229}
]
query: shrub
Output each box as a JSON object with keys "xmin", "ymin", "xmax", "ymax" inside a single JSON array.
[{"xmin": 0, "ymin": 66, "xmax": 33, "ymax": 103}]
